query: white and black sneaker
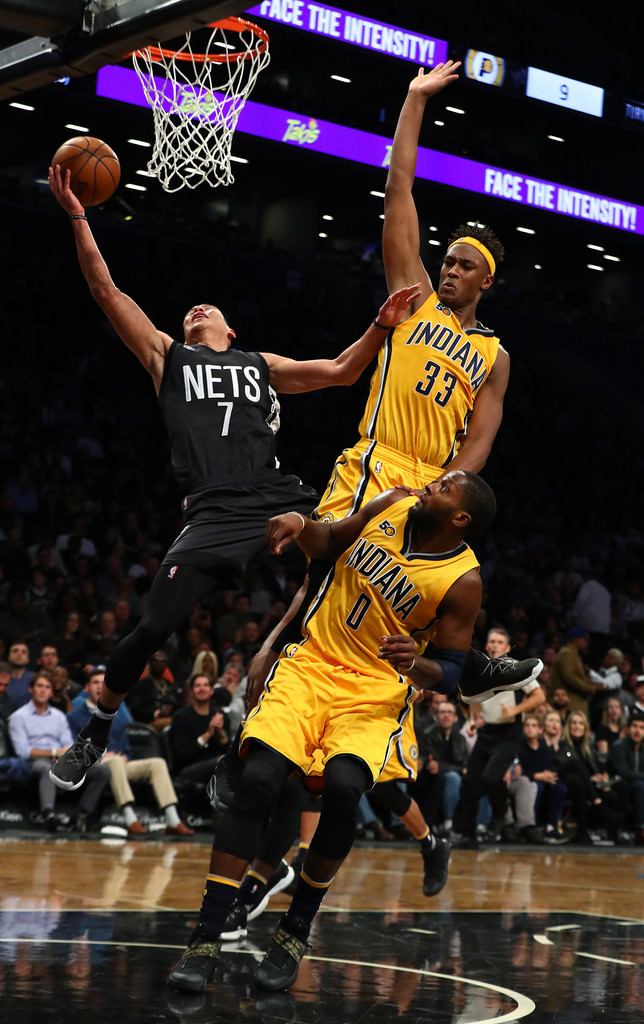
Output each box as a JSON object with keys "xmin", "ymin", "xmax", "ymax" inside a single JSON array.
[
  {"xmin": 220, "ymin": 900, "xmax": 248, "ymax": 941},
  {"xmin": 49, "ymin": 729, "xmax": 105, "ymax": 791},
  {"xmin": 248, "ymin": 859, "xmax": 295, "ymax": 921},
  {"xmin": 459, "ymin": 650, "xmax": 543, "ymax": 704}
]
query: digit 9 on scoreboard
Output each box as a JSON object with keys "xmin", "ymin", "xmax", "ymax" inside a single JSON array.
[{"xmin": 526, "ymin": 66, "xmax": 604, "ymax": 117}]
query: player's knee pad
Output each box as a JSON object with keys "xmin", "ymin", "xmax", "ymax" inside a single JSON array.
[
  {"xmin": 310, "ymin": 755, "xmax": 369, "ymax": 860},
  {"xmin": 234, "ymin": 745, "xmax": 289, "ymax": 817},
  {"xmin": 372, "ymin": 779, "xmax": 412, "ymax": 817}
]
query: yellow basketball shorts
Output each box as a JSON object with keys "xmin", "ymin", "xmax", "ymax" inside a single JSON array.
[
  {"xmin": 377, "ymin": 715, "xmax": 419, "ymax": 783},
  {"xmin": 241, "ymin": 646, "xmax": 415, "ymax": 787},
  {"xmin": 315, "ymin": 438, "xmax": 444, "ymax": 524}
]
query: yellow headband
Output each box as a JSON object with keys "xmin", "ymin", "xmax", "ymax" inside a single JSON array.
[{"xmin": 448, "ymin": 236, "xmax": 496, "ymax": 275}]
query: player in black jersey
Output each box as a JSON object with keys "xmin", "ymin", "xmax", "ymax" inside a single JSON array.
[{"xmin": 47, "ymin": 164, "xmax": 422, "ymax": 791}]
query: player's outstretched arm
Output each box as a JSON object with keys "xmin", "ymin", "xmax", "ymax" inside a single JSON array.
[
  {"xmin": 262, "ymin": 282, "xmax": 421, "ymax": 394},
  {"xmin": 267, "ymin": 487, "xmax": 417, "ymax": 561},
  {"xmin": 383, "ymin": 61, "xmax": 461, "ymax": 300},
  {"xmin": 48, "ymin": 164, "xmax": 171, "ymax": 390}
]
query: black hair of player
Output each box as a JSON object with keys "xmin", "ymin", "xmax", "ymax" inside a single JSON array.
[
  {"xmin": 457, "ymin": 471, "xmax": 497, "ymax": 537},
  {"xmin": 447, "ymin": 223, "xmax": 505, "ymax": 267}
]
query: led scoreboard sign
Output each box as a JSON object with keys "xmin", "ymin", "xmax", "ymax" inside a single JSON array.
[
  {"xmin": 96, "ymin": 65, "xmax": 643, "ymax": 236},
  {"xmin": 526, "ymin": 67, "xmax": 604, "ymax": 118}
]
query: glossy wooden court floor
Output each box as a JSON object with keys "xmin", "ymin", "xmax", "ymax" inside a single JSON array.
[{"xmin": 1, "ymin": 833, "xmax": 642, "ymax": 1023}]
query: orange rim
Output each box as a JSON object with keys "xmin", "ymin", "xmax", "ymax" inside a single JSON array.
[{"xmin": 132, "ymin": 16, "xmax": 269, "ymax": 64}]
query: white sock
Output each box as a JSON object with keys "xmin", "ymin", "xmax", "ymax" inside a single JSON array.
[
  {"xmin": 122, "ymin": 804, "xmax": 138, "ymax": 826},
  {"xmin": 164, "ymin": 804, "xmax": 180, "ymax": 827}
]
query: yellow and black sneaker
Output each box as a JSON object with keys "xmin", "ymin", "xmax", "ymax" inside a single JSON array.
[
  {"xmin": 167, "ymin": 923, "xmax": 221, "ymax": 993},
  {"xmin": 254, "ymin": 914, "xmax": 309, "ymax": 991}
]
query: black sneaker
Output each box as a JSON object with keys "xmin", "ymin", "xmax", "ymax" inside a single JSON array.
[
  {"xmin": 254, "ymin": 914, "xmax": 309, "ymax": 991},
  {"xmin": 167, "ymin": 923, "xmax": 221, "ymax": 993},
  {"xmin": 248, "ymin": 859, "xmax": 295, "ymax": 921},
  {"xmin": 459, "ymin": 650, "xmax": 543, "ymax": 704},
  {"xmin": 544, "ymin": 825, "xmax": 569, "ymax": 845},
  {"xmin": 422, "ymin": 838, "xmax": 451, "ymax": 897},
  {"xmin": 518, "ymin": 825, "xmax": 544, "ymax": 844},
  {"xmin": 220, "ymin": 900, "xmax": 248, "ymax": 941},
  {"xmin": 49, "ymin": 730, "xmax": 105, "ymax": 791}
]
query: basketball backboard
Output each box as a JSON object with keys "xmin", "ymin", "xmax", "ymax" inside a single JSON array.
[{"xmin": 0, "ymin": 0, "xmax": 249, "ymax": 99}]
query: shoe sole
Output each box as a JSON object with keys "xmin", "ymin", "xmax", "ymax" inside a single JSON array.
[
  {"xmin": 248, "ymin": 863, "xmax": 295, "ymax": 922},
  {"xmin": 459, "ymin": 659, "xmax": 543, "ymax": 704},
  {"xmin": 48, "ymin": 767, "xmax": 87, "ymax": 792},
  {"xmin": 220, "ymin": 925, "xmax": 248, "ymax": 941},
  {"xmin": 254, "ymin": 959, "xmax": 300, "ymax": 991},
  {"xmin": 167, "ymin": 968, "xmax": 214, "ymax": 994}
]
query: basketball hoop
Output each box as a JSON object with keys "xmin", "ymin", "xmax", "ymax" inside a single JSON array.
[{"xmin": 132, "ymin": 17, "xmax": 270, "ymax": 192}]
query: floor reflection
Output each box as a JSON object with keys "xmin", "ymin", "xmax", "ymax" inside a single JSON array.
[{"xmin": 0, "ymin": 904, "xmax": 641, "ymax": 1022}]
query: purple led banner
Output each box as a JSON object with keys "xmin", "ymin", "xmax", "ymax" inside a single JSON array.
[
  {"xmin": 244, "ymin": 3, "xmax": 448, "ymax": 66},
  {"xmin": 96, "ymin": 65, "xmax": 643, "ymax": 235}
]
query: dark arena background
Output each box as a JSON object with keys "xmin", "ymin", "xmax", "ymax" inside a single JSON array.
[{"xmin": 0, "ymin": 3, "xmax": 643, "ymax": 1022}]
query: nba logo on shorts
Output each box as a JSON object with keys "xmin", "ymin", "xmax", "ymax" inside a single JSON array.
[
  {"xmin": 168, "ymin": 565, "xmax": 178, "ymax": 580},
  {"xmin": 374, "ymin": 460, "xmax": 382, "ymax": 474}
]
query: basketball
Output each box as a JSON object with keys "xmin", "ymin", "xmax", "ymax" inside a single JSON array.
[{"xmin": 50, "ymin": 136, "xmax": 121, "ymax": 206}]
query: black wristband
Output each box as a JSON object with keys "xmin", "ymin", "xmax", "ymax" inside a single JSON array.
[
  {"xmin": 69, "ymin": 215, "xmax": 88, "ymax": 221},
  {"xmin": 373, "ymin": 319, "xmax": 391, "ymax": 330}
]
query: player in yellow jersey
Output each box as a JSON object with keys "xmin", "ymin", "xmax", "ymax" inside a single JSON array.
[
  {"xmin": 211, "ymin": 61, "xmax": 542, "ymax": 933},
  {"xmin": 168, "ymin": 470, "xmax": 496, "ymax": 994}
]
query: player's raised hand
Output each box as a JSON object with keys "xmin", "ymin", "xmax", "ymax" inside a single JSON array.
[
  {"xmin": 408, "ymin": 60, "xmax": 461, "ymax": 99},
  {"xmin": 48, "ymin": 163, "xmax": 86, "ymax": 217},
  {"xmin": 266, "ymin": 511, "xmax": 307, "ymax": 555},
  {"xmin": 376, "ymin": 282, "xmax": 422, "ymax": 328}
]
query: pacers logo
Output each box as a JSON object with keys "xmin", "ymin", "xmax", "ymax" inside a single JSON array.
[
  {"xmin": 378, "ymin": 519, "xmax": 396, "ymax": 538},
  {"xmin": 465, "ymin": 49, "xmax": 506, "ymax": 87}
]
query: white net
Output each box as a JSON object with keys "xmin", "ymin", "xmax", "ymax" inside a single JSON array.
[{"xmin": 132, "ymin": 17, "xmax": 270, "ymax": 192}]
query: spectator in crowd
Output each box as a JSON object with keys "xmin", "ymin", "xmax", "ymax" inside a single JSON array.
[
  {"xmin": 517, "ymin": 713, "xmax": 568, "ymax": 843},
  {"xmin": 87, "ymin": 608, "xmax": 121, "ymax": 664},
  {"xmin": 0, "ymin": 661, "xmax": 19, "ymax": 721},
  {"xmin": 631, "ymin": 677, "xmax": 644, "ymax": 718},
  {"xmin": 549, "ymin": 626, "xmax": 599, "ymax": 717},
  {"xmin": 168, "ymin": 673, "xmax": 230, "ymax": 784},
  {"xmin": 48, "ymin": 665, "xmax": 73, "ymax": 714},
  {"xmin": 595, "ymin": 696, "xmax": 627, "ymax": 763},
  {"xmin": 608, "ymin": 712, "xmax": 644, "ymax": 845},
  {"xmin": 561, "ymin": 710, "xmax": 624, "ymax": 844},
  {"xmin": 588, "ymin": 647, "xmax": 626, "ymax": 728},
  {"xmin": 217, "ymin": 663, "xmax": 246, "ymax": 735},
  {"xmin": 411, "ymin": 699, "xmax": 467, "ymax": 833},
  {"xmin": 504, "ymin": 759, "xmax": 543, "ymax": 844},
  {"xmin": 570, "ymin": 567, "xmax": 612, "ymax": 663},
  {"xmin": 53, "ymin": 610, "xmax": 90, "ymax": 680},
  {"xmin": 216, "ymin": 592, "xmax": 255, "ymax": 651},
  {"xmin": 8, "ymin": 673, "xmax": 110, "ymax": 832},
  {"xmin": 67, "ymin": 668, "xmax": 194, "ymax": 837},
  {"xmin": 190, "ymin": 648, "xmax": 219, "ymax": 687},
  {"xmin": 452, "ymin": 627, "xmax": 545, "ymax": 847},
  {"xmin": 0, "ymin": 585, "xmax": 53, "ymax": 651},
  {"xmin": 231, "ymin": 619, "xmax": 262, "ymax": 670},
  {"xmin": 126, "ymin": 650, "xmax": 181, "ymax": 730},
  {"xmin": 37, "ymin": 643, "xmax": 62, "ymax": 677},
  {"xmin": 549, "ymin": 686, "xmax": 571, "ymax": 725},
  {"xmin": 6, "ymin": 641, "xmax": 34, "ymax": 709}
]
